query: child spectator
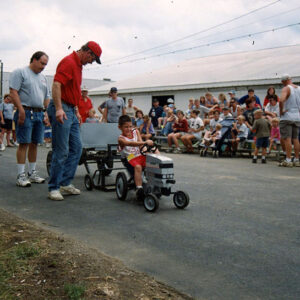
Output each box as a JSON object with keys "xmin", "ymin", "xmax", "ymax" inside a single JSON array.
[
  {"xmin": 140, "ymin": 115, "xmax": 155, "ymax": 140},
  {"xmin": 268, "ymin": 117, "xmax": 280, "ymax": 154},
  {"xmin": 85, "ymin": 108, "xmax": 100, "ymax": 123},
  {"xmin": 231, "ymin": 115, "xmax": 248, "ymax": 154},
  {"xmin": 203, "ymin": 123, "xmax": 222, "ymax": 148},
  {"xmin": 201, "ymin": 110, "xmax": 222, "ymax": 146},
  {"xmin": 243, "ymin": 97, "xmax": 259, "ymax": 138},
  {"xmin": 44, "ymin": 113, "xmax": 52, "ymax": 148},
  {"xmin": 181, "ymin": 110, "xmax": 204, "ymax": 153},
  {"xmin": 251, "ymin": 109, "xmax": 271, "ymax": 163},
  {"xmin": 166, "ymin": 110, "xmax": 189, "ymax": 153},
  {"xmin": 185, "ymin": 98, "xmax": 195, "ymax": 118},
  {"xmin": 118, "ymin": 115, "xmax": 158, "ymax": 200},
  {"xmin": 161, "ymin": 108, "xmax": 176, "ymax": 136},
  {"xmin": 135, "ymin": 110, "xmax": 144, "ymax": 129}
]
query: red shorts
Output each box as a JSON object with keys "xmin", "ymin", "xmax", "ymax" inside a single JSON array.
[{"xmin": 128, "ymin": 155, "xmax": 146, "ymax": 167}]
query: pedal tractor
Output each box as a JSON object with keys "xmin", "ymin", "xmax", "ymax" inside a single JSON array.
[{"xmin": 115, "ymin": 144, "xmax": 190, "ymax": 212}]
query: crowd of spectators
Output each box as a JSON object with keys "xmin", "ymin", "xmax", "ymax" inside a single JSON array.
[{"xmin": 111, "ymin": 86, "xmax": 299, "ymax": 167}]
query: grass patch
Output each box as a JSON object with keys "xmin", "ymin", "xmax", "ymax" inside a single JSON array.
[
  {"xmin": 12, "ymin": 244, "xmax": 40, "ymax": 260},
  {"xmin": 64, "ymin": 283, "xmax": 86, "ymax": 300}
]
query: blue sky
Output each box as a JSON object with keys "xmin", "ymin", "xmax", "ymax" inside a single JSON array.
[{"xmin": 1, "ymin": 0, "xmax": 300, "ymax": 81}]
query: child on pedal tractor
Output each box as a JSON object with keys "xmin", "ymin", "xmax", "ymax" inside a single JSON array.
[{"xmin": 118, "ymin": 115, "xmax": 159, "ymax": 200}]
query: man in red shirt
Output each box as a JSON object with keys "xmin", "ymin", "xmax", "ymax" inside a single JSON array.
[
  {"xmin": 78, "ymin": 87, "xmax": 93, "ymax": 123},
  {"xmin": 47, "ymin": 41, "xmax": 102, "ymax": 201}
]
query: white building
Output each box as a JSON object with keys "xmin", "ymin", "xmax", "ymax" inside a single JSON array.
[{"xmin": 89, "ymin": 44, "xmax": 300, "ymax": 112}]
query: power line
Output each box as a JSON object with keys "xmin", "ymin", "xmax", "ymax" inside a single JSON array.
[
  {"xmin": 102, "ymin": 0, "xmax": 281, "ymax": 64},
  {"xmin": 98, "ymin": 22, "xmax": 300, "ymax": 67}
]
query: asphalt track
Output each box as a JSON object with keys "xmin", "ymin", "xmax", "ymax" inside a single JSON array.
[{"xmin": 0, "ymin": 147, "xmax": 299, "ymax": 299}]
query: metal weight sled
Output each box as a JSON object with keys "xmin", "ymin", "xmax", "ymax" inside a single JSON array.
[{"xmin": 46, "ymin": 123, "xmax": 125, "ymax": 191}]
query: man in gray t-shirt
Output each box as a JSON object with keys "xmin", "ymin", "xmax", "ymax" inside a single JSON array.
[
  {"xmin": 9, "ymin": 51, "xmax": 50, "ymax": 187},
  {"xmin": 103, "ymin": 87, "xmax": 126, "ymax": 123}
]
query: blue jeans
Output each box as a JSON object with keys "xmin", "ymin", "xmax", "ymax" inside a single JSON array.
[
  {"xmin": 161, "ymin": 122, "xmax": 173, "ymax": 136},
  {"xmin": 47, "ymin": 101, "xmax": 82, "ymax": 191},
  {"xmin": 14, "ymin": 109, "xmax": 44, "ymax": 144}
]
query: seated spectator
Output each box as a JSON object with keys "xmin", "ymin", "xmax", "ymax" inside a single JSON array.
[
  {"xmin": 268, "ymin": 117, "xmax": 280, "ymax": 154},
  {"xmin": 205, "ymin": 92, "xmax": 218, "ymax": 108},
  {"xmin": 200, "ymin": 96, "xmax": 206, "ymax": 106},
  {"xmin": 243, "ymin": 97, "xmax": 259, "ymax": 138},
  {"xmin": 229, "ymin": 98, "xmax": 241, "ymax": 118},
  {"xmin": 220, "ymin": 107, "xmax": 233, "ymax": 119},
  {"xmin": 194, "ymin": 98, "xmax": 210, "ymax": 120},
  {"xmin": 140, "ymin": 115, "xmax": 155, "ymax": 140},
  {"xmin": 85, "ymin": 108, "xmax": 100, "ymax": 123},
  {"xmin": 264, "ymin": 95, "xmax": 279, "ymax": 121},
  {"xmin": 203, "ymin": 123, "xmax": 222, "ymax": 148},
  {"xmin": 161, "ymin": 108, "xmax": 176, "ymax": 136},
  {"xmin": 263, "ymin": 86, "xmax": 279, "ymax": 108},
  {"xmin": 149, "ymin": 99, "xmax": 163, "ymax": 128},
  {"xmin": 126, "ymin": 98, "xmax": 139, "ymax": 124},
  {"xmin": 201, "ymin": 111, "xmax": 223, "ymax": 146},
  {"xmin": 228, "ymin": 90, "xmax": 238, "ymax": 102},
  {"xmin": 166, "ymin": 110, "xmax": 189, "ymax": 153},
  {"xmin": 135, "ymin": 110, "xmax": 144, "ymax": 129},
  {"xmin": 231, "ymin": 115, "xmax": 248, "ymax": 154},
  {"xmin": 218, "ymin": 93, "xmax": 229, "ymax": 107},
  {"xmin": 238, "ymin": 88, "xmax": 262, "ymax": 107},
  {"xmin": 181, "ymin": 110, "xmax": 204, "ymax": 153},
  {"xmin": 158, "ymin": 105, "xmax": 168, "ymax": 128}
]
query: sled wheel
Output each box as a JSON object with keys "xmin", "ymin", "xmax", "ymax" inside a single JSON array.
[
  {"xmin": 46, "ymin": 150, "xmax": 52, "ymax": 176},
  {"xmin": 200, "ymin": 150, "xmax": 204, "ymax": 157},
  {"xmin": 144, "ymin": 193, "xmax": 159, "ymax": 212},
  {"xmin": 203, "ymin": 149, "xmax": 207, "ymax": 157},
  {"xmin": 116, "ymin": 172, "xmax": 128, "ymax": 201},
  {"xmin": 84, "ymin": 174, "xmax": 93, "ymax": 191},
  {"xmin": 173, "ymin": 191, "xmax": 190, "ymax": 209}
]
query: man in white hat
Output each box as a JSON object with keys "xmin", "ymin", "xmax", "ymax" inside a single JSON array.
[{"xmin": 278, "ymin": 74, "xmax": 300, "ymax": 167}]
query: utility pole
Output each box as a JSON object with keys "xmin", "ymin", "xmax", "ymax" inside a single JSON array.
[{"xmin": 0, "ymin": 60, "xmax": 3, "ymax": 101}]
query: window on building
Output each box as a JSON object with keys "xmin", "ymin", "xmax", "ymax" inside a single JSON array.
[{"xmin": 152, "ymin": 95, "xmax": 174, "ymax": 107}]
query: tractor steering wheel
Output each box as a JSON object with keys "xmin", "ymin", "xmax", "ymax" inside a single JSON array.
[{"xmin": 140, "ymin": 143, "xmax": 158, "ymax": 156}]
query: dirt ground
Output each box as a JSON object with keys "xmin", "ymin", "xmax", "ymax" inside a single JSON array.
[{"xmin": 0, "ymin": 208, "xmax": 193, "ymax": 300}]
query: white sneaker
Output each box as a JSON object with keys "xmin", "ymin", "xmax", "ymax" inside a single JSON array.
[
  {"xmin": 14, "ymin": 141, "xmax": 19, "ymax": 146},
  {"xmin": 60, "ymin": 184, "xmax": 80, "ymax": 195},
  {"xmin": 28, "ymin": 170, "xmax": 45, "ymax": 184},
  {"xmin": 0, "ymin": 144, "xmax": 5, "ymax": 151},
  {"xmin": 16, "ymin": 173, "xmax": 31, "ymax": 187},
  {"xmin": 210, "ymin": 143, "xmax": 216, "ymax": 148},
  {"xmin": 48, "ymin": 190, "xmax": 64, "ymax": 201}
]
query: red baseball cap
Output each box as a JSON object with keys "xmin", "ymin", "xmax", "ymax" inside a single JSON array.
[{"xmin": 87, "ymin": 41, "xmax": 102, "ymax": 64}]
